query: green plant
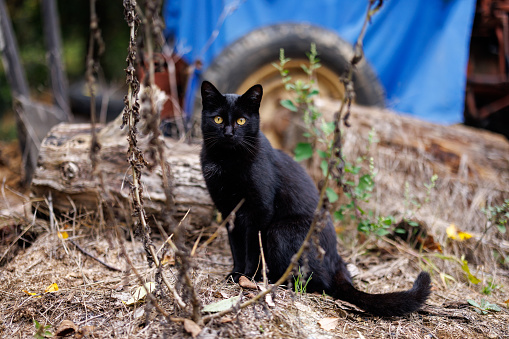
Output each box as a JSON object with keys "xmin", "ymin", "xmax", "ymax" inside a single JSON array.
[
  {"xmin": 433, "ymin": 253, "xmax": 480, "ymax": 285},
  {"xmin": 474, "ymin": 199, "xmax": 509, "ymax": 253},
  {"xmin": 481, "ymin": 279, "xmax": 501, "ymax": 296},
  {"xmin": 402, "ymin": 174, "xmax": 438, "ymax": 223},
  {"xmin": 482, "ymin": 199, "xmax": 509, "ymax": 235},
  {"xmin": 293, "ymin": 267, "xmax": 313, "ymax": 295},
  {"xmin": 467, "ymin": 298, "xmax": 501, "ymax": 314},
  {"xmin": 33, "ymin": 319, "xmax": 52, "ymax": 339},
  {"xmin": 275, "ymin": 47, "xmax": 392, "ymax": 238}
]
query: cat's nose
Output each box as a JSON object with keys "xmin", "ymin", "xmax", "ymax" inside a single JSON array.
[{"xmin": 224, "ymin": 126, "xmax": 233, "ymax": 138}]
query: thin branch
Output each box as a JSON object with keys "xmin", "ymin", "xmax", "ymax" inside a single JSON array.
[{"xmin": 69, "ymin": 239, "xmax": 122, "ymax": 272}]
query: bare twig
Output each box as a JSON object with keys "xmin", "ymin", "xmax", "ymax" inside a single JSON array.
[
  {"xmin": 86, "ymin": 0, "xmax": 104, "ymax": 171},
  {"xmin": 258, "ymin": 231, "xmax": 268, "ymax": 288},
  {"xmin": 123, "ymin": 0, "xmax": 187, "ymax": 312},
  {"xmin": 198, "ymin": 199, "xmax": 245, "ymax": 252},
  {"xmin": 69, "ymin": 239, "xmax": 122, "ymax": 272}
]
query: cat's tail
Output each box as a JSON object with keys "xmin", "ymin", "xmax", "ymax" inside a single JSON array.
[{"xmin": 331, "ymin": 271, "xmax": 431, "ymax": 317}]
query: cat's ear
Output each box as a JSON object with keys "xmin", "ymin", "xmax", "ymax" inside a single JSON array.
[
  {"xmin": 241, "ymin": 84, "xmax": 263, "ymax": 108},
  {"xmin": 201, "ymin": 81, "xmax": 224, "ymax": 110}
]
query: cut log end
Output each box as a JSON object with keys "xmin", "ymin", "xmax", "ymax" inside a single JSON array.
[{"xmin": 31, "ymin": 122, "xmax": 214, "ymax": 228}]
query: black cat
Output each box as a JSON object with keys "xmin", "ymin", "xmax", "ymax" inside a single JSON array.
[{"xmin": 199, "ymin": 81, "xmax": 431, "ymax": 317}]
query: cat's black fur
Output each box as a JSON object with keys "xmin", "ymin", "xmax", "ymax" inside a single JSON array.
[{"xmin": 200, "ymin": 81, "xmax": 431, "ymax": 317}]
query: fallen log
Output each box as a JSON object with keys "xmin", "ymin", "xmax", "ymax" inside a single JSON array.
[{"xmin": 31, "ymin": 114, "xmax": 214, "ymax": 227}]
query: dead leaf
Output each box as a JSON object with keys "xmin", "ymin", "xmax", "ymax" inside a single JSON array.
[
  {"xmin": 76, "ymin": 325, "xmax": 95, "ymax": 339},
  {"xmin": 347, "ymin": 263, "xmax": 360, "ymax": 278},
  {"xmin": 265, "ymin": 293, "xmax": 275, "ymax": 307},
  {"xmin": 202, "ymin": 296, "xmax": 240, "ymax": 313},
  {"xmin": 54, "ymin": 319, "xmax": 77, "ymax": 337},
  {"xmin": 124, "ymin": 282, "xmax": 155, "ymax": 305},
  {"xmin": 258, "ymin": 285, "xmax": 275, "ymax": 307},
  {"xmin": 184, "ymin": 319, "xmax": 201, "ymax": 338},
  {"xmin": 161, "ymin": 254, "xmax": 175, "ymax": 266},
  {"xmin": 212, "ymin": 291, "xmax": 228, "ymax": 298},
  {"xmin": 419, "ymin": 234, "xmax": 442, "ymax": 252},
  {"xmin": 220, "ymin": 316, "xmax": 234, "ymax": 323},
  {"xmin": 318, "ymin": 317, "xmax": 339, "ymax": 331},
  {"xmin": 239, "ymin": 276, "xmax": 257, "ymax": 289}
]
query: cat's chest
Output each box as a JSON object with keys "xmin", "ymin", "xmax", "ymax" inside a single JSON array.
[{"xmin": 202, "ymin": 160, "xmax": 252, "ymax": 185}]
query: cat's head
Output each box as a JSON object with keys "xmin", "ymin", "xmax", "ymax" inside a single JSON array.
[{"xmin": 201, "ymin": 81, "xmax": 263, "ymax": 151}]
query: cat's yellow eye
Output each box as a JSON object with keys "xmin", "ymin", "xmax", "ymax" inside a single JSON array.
[
  {"xmin": 237, "ymin": 117, "xmax": 246, "ymax": 125},
  {"xmin": 214, "ymin": 116, "xmax": 223, "ymax": 124}
]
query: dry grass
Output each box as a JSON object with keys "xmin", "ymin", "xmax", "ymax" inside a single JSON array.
[
  {"xmin": 1, "ymin": 218, "xmax": 508, "ymax": 338},
  {"xmin": 1, "ymin": 109, "xmax": 509, "ymax": 338}
]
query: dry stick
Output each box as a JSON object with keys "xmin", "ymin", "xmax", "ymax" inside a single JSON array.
[
  {"xmin": 138, "ymin": 0, "xmax": 174, "ymax": 212},
  {"xmin": 258, "ymin": 231, "xmax": 268, "ymax": 287},
  {"xmin": 165, "ymin": 55, "xmax": 186, "ymax": 138},
  {"xmin": 86, "ymin": 0, "xmax": 104, "ymax": 171},
  {"xmin": 69, "ymin": 239, "xmax": 122, "ymax": 272},
  {"xmin": 198, "ymin": 199, "xmax": 245, "ymax": 252},
  {"xmin": 122, "ymin": 0, "xmax": 186, "ymax": 311},
  {"xmin": 201, "ymin": 1, "xmax": 381, "ymax": 323}
]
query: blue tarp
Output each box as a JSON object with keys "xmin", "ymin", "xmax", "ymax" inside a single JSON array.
[{"xmin": 163, "ymin": 0, "xmax": 476, "ymax": 124}]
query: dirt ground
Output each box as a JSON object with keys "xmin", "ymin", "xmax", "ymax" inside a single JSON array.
[{"xmin": 0, "ymin": 123, "xmax": 509, "ymax": 339}]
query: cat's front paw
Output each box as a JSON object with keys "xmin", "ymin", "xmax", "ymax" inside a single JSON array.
[{"xmin": 226, "ymin": 272, "xmax": 243, "ymax": 283}]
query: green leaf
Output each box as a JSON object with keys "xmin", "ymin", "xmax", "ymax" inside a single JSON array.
[
  {"xmin": 486, "ymin": 303, "xmax": 501, "ymax": 312},
  {"xmin": 317, "ymin": 150, "xmax": 328, "ymax": 158},
  {"xmin": 320, "ymin": 160, "xmax": 328, "ymax": 177},
  {"xmin": 321, "ymin": 121, "xmax": 335, "ymax": 135},
  {"xmin": 202, "ymin": 296, "xmax": 241, "ymax": 313},
  {"xmin": 280, "ymin": 99, "xmax": 298, "ymax": 112},
  {"xmin": 326, "ymin": 187, "xmax": 339, "ymax": 203},
  {"xmin": 376, "ymin": 228, "xmax": 391, "ymax": 237},
  {"xmin": 467, "ymin": 299, "xmax": 480, "ymax": 308},
  {"xmin": 333, "ymin": 210, "xmax": 344, "ymax": 221},
  {"xmin": 358, "ymin": 174, "xmax": 374, "ymax": 190},
  {"xmin": 294, "ymin": 143, "xmax": 313, "ymax": 161},
  {"xmin": 408, "ymin": 221, "xmax": 420, "ymax": 227},
  {"xmin": 309, "ymin": 88, "xmax": 319, "ymax": 97},
  {"xmin": 395, "ymin": 228, "xmax": 406, "ymax": 234}
]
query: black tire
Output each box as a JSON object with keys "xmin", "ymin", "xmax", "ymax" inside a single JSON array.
[{"xmin": 201, "ymin": 23, "xmax": 385, "ymax": 107}]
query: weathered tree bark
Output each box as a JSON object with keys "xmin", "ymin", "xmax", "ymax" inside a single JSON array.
[{"xmin": 31, "ymin": 114, "xmax": 214, "ymax": 227}]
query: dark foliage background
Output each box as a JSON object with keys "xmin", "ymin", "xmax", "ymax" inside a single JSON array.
[{"xmin": 0, "ymin": 0, "xmax": 129, "ymax": 139}]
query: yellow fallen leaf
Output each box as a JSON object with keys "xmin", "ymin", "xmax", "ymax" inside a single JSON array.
[
  {"xmin": 22, "ymin": 290, "xmax": 39, "ymax": 297},
  {"xmin": 45, "ymin": 283, "xmax": 59, "ymax": 293},
  {"xmin": 318, "ymin": 317, "xmax": 339, "ymax": 331},
  {"xmin": 58, "ymin": 231, "xmax": 69, "ymax": 239},
  {"xmin": 446, "ymin": 224, "xmax": 473, "ymax": 241}
]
